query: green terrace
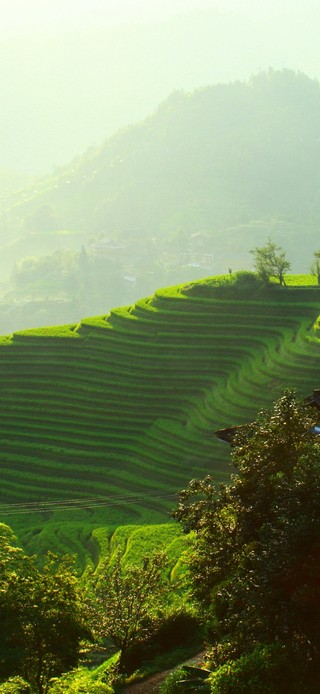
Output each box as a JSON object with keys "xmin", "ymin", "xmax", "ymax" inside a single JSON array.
[{"xmin": 0, "ymin": 276, "xmax": 320, "ymax": 557}]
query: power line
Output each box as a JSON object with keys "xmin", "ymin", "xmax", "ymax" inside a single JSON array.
[
  {"xmin": 0, "ymin": 489, "xmax": 177, "ymax": 509},
  {"xmin": 0, "ymin": 489, "xmax": 179, "ymax": 517}
]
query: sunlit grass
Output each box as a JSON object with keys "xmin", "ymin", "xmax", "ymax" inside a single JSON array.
[
  {"xmin": 284, "ymin": 274, "xmax": 318, "ymax": 286},
  {"xmin": 1, "ymin": 277, "xmax": 320, "ymax": 561}
]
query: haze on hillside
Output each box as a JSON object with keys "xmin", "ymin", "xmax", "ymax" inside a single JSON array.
[
  {"xmin": 2, "ymin": 0, "xmax": 320, "ymax": 173},
  {"xmin": 1, "ymin": 0, "xmax": 320, "ymax": 335}
]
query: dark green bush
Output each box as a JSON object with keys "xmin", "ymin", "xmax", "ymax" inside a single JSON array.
[
  {"xmin": 122, "ymin": 611, "xmax": 201, "ymax": 673},
  {"xmin": 231, "ymin": 270, "xmax": 262, "ymax": 290},
  {"xmin": 152, "ymin": 611, "xmax": 201, "ymax": 651},
  {"xmin": 183, "ymin": 280, "xmax": 222, "ymax": 298},
  {"xmin": 209, "ymin": 644, "xmax": 296, "ymax": 693},
  {"xmin": 184, "ymin": 272, "xmax": 266, "ymax": 299},
  {"xmin": 159, "ymin": 667, "xmax": 186, "ymax": 693},
  {"xmin": 160, "ymin": 665, "xmax": 211, "ymax": 693}
]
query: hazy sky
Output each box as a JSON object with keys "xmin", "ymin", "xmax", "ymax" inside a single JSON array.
[
  {"xmin": 2, "ymin": 0, "xmax": 320, "ymax": 173},
  {"xmin": 1, "ymin": 0, "xmax": 319, "ymax": 32},
  {"xmin": 0, "ymin": 0, "xmax": 219, "ymax": 32}
]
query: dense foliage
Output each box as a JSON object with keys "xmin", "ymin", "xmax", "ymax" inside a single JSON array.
[
  {"xmin": 0, "ymin": 527, "xmax": 91, "ymax": 693},
  {"xmin": 174, "ymin": 392, "xmax": 320, "ymax": 691},
  {"xmin": 91, "ymin": 551, "xmax": 170, "ymax": 671},
  {"xmin": 0, "ymin": 524, "xmax": 198, "ymax": 692},
  {"xmin": 2, "ymin": 390, "xmax": 320, "ymax": 692},
  {"xmin": 310, "ymin": 249, "xmax": 320, "ymax": 285}
]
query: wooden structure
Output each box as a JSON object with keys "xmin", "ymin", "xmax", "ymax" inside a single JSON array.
[{"xmin": 216, "ymin": 390, "xmax": 320, "ymax": 444}]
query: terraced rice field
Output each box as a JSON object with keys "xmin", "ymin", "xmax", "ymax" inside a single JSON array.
[{"xmin": 0, "ymin": 281, "xmax": 320, "ymax": 556}]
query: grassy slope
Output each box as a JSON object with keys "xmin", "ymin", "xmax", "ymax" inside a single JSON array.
[{"xmin": 0, "ymin": 275, "xmax": 320, "ymax": 560}]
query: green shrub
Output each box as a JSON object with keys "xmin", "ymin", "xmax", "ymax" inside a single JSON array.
[
  {"xmin": 159, "ymin": 667, "xmax": 186, "ymax": 693},
  {"xmin": 151, "ymin": 611, "xmax": 201, "ymax": 651},
  {"xmin": 123, "ymin": 610, "xmax": 201, "ymax": 672},
  {"xmin": 231, "ymin": 271, "xmax": 262, "ymax": 291},
  {"xmin": 183, "ymin": 272, "xmax": 265, "ymax": 299},
  {"xmin": 48, "ymin": 667, "xmax": 113, "ymax": 693},
  {"xmin": 160, "ymin": 665, "xmax": 211, "ymax": 692},
  {"xmin": 0, "ymin": 678, "xmax": 33, "ymax": 694},
  {"xmin": 209, "ymin": 644, "xmax": 294, "ymax": 693}
]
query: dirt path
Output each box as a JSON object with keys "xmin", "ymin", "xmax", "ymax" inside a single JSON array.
[{"xmin": 123, "ymin": 651, "xmax": 206, "ymax": 694}]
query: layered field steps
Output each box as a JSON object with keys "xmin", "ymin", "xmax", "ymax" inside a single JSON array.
[{"xmin": 1, "ymin": 281, "xmax": 320, "ymax": 557}]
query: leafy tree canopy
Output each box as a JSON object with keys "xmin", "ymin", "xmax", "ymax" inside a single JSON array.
[
  {"xmin": 173, "ymin": 391, "xmax": 320, "ymax": 691},
  {"xmin": 90, "ymin": 551, "xmax": 170, "ymax": 672},
  {"xmin": 310, "ymin": 249, "xmax": 320, "ymax": 285},
  {"xmin": 0, "ymin": 528, "xmax": 91, "ymax": 694},
  {"xmin": 250, "ymin": 237, "xmax": 291, "ymax": 285}
]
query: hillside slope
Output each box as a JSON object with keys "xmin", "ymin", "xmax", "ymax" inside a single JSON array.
[
  {"xmin": 0, "ymin": 279, "xmax": 320, "ymax": 555},
  {"xmin": 6, "ymin": 69, "xmax": 320, "ymax": 275}
]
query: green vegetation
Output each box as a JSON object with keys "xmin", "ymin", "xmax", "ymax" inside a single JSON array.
[
  {"xmin": 4, "ymin": 64, "xmax": 320, "ymax": 692},
  {"xmin": 48, "ymin": 668, "xmax": 113, "ymax": 694},
  {"xmin": 0, "ymin": 522, "xmax": 200, "ymax": 693},
  {"xmin": 0, "ymin": 276, "xmax": 320, "ymax": 558},
  {"xmin": 310, "ymin": 249, "xmax": 320, "ymax": 285},
  {"xmin": 250, "ymin": 238, "xmax": 291, "ymax": 285},
  {"xmin": 173, "ymin": 392, "xmax": 320, "ymax": 692},
  {"xmin": 2, "ymin": 386, "xmax": 320, "ymax": 691},
  {"xmin": 283, "ymin": 274, "xmax": 318, "ymax": 286},
  {"xmin": 0, "ymin": 525, "xmax": 90, "ymax": 694},
  {"xmin": 92, "ymin": 551, "xmax": 170, "ymax": 671}
]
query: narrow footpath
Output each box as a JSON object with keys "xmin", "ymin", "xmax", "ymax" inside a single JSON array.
[{"xmin": 123, "ymin": 651, "xmax": 206, "ymax": 694}]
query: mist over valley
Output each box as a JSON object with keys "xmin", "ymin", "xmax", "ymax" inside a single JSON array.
[
  {"xmin": 0, "ymin": 67, "xmax": 320, "ymax": 333},
  {"xmin": 0, "ymin": 1, "xmax": 320, "ymax": 333}
]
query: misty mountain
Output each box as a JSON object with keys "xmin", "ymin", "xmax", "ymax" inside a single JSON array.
[
  {"xmin": 0, "ymin": 5, "xmax": 263, "ymax": 174},
  {"xmin": 3, "ymin": 0, "xmax": 316, "ymax": 176},
  {"xmin": 7, "ymin": 69, "xmax": 320, "ymax": 274},
  {"xmin": 1, "ymin": 67, "xmax": 320, "ymax": 337}
]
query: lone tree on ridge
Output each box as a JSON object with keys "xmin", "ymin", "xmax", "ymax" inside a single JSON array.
[
  {"xmin": 310, "ymin": 249, "xmax": 320, "ymax": 285},
  {"xmin": 250, "ymin": 237, "xmax": 291, "ymax": 285}
]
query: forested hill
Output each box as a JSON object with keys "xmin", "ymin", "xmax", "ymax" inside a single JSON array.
[
  {"xmin": 10, "ymin": 69, "xmax": 320, "ymax": 272},
  {"xmin": 1, "ymin": 276, "xmax": 320, "ymax": 558}
]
